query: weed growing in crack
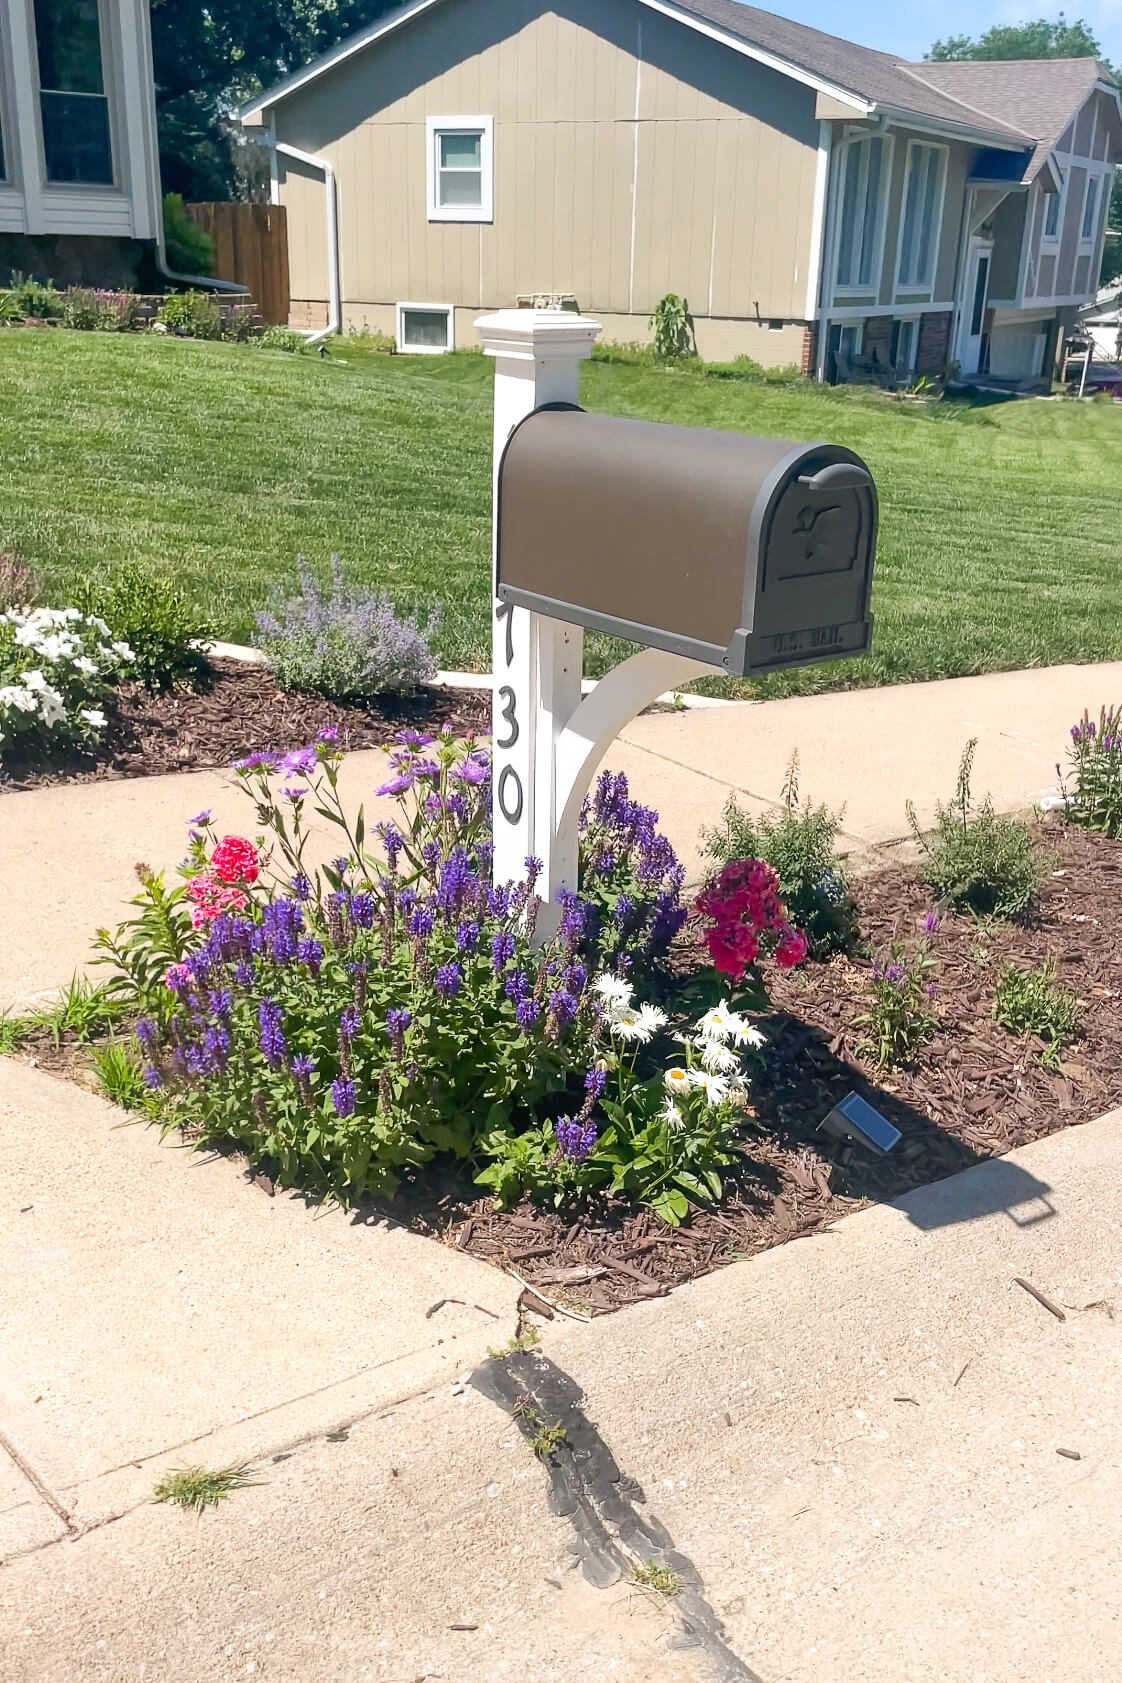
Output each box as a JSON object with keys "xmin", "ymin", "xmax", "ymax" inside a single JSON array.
[
  {"xmin": 152, "ymin": 1463, "xmax": 258, "ymax": 1512},
  {"xmin": 515, "ymin": 1400, "xmax": 567, "ymax": 1459},
  {"xmin": 632, "ymin": 1561, "xmax": 683, "ymax": 1596},
  {"xmin": 486, "ymin": 1327, "xmax": 541, "ymax": 1360}
]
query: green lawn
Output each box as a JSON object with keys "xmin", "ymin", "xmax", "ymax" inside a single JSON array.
[{"xmin": 1, "ymin": 330, "xmax": 1120, "ymax": 698}]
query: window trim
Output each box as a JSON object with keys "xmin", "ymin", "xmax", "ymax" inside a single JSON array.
[
  {"xmin": 894, "ymin": 138, "xmax": 948, "ymax": 294},
  {"xmin": 891, "ymin": 316, "xmax": 919, "ymax": 375},
  {"xmin": 1079, "ymin": 169, "xmax": 1103, "ymax": 247},
  {"xmin": 1041, "ymin": 174, "xmax": 1064, "ymax": 245},
  {"xmin": 32, "ymin": 0, "xmax": 118, "ymax": 188},
  {"xmin": 425, "ymin": 114, "xmax": 493, "ymax": 224},
  {"xmin": 833, "ymin": 130, "xmax": 893, "ymax": 298},
  {"xmin": 396, "ymin": 301, "xmax": 454, "ymax": 355}
]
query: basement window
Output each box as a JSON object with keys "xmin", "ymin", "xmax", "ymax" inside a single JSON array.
[
  {"xmin": 426, "ymin": 116, "xmax": 493, "ymax": 223},
  {"xmin": 396, "ymin": 302, "xmax": 453, "ymax": 354}
]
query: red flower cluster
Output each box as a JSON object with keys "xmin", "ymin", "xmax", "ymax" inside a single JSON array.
[
  {"xmin": 210, "ymin": 835, "xmax": 260, "ymax": 884},
  {"xmin": 184, "ymin": 836, "xmax": 260, "ymax": 929},
  {"xmin": 696, "ymin": 858, "xmax": 808, "ymax": 979}
]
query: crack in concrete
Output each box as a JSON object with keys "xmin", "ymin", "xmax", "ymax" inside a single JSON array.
[
  {"xmin": 474, "ymin": 1351, "xmax": 763, "ymax": 1683},
  {"xmin": 0, "ymin": 1429, "xmax": 77, "ymax": 1536}
]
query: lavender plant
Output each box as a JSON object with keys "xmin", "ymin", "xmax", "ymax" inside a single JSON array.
[
  {"xmin": 1060, "ymin": 708, "xmax": 1122, "ymax": 838},
  {"xmin": 854, "ymin": 922, "xmax": 939, "ymax": 1070},
  {"xmin": 256, "ymin": 555, "xmax": 437, "ymax": 702}
]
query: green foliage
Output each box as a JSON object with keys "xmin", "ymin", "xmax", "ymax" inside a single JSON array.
[
  {"xmin": 928, "ymin": 17, "xmax": 1109, "ymax": 62},
  {"xmin": 90, "ymin": 1038, "xmax": 150, "ymax": 1109},
  {"xmin": 632, "ymin": 1562, "xmax": 683, "ymax": 1596},
  {"xmin": 487, "ymin": 1327, "xmax": 541, "ymax": 1359},
  {"xmin": 158, "ymin": 288, "xmax": 223, "ymax": 340},
  {"xmin": 515, "ymin": 1402, "xmax": 567, "ymax": 1459},
  {"xmin": 162, "ymin": 193, "xmax": 215, "ymax": 274},
  {"xmin": 94, "ymin": 865, "xmax": 196, "ymax": 1004},
  {"xmin": 75, "ymin": 561, "xmax": 209, "ymax": 691},
  {"xmin": 343, "ymin": 325, "xmax": 396, "ymax": 353},
  {"xmin": 1062, "ymin": 706, "xmax": 1122, "ymax": 837},
  {"xmin": 650, "ymin": 294, "xmax": 696, "ymax": 361},
  {"xmin": 907, "ymin": 740, "xmax": 1046, "ymax": 920},
  {"xmin": 0, "ymin": 609, "xmax": 131, "ymax": 764},
  {"xmin": 5, "ymin": 273, "xmax": 62, "ymax": 318},
  {"xmin": 61, "ymin": 287, "xmax": 142, "ymax": 332},
  {"xmin": 993, "ymin": 957, "xmax": 1079, "ymax": 1066},
  {"xmin": 0, "ymin": 1012, "xmax": 29, "ymax": 1054},
  {"xmin": 152, "ymin": 1462, "xmax": 257, "ymax": 1511},
  {"xmin": 855, "ymin": 939, "xmax": 938, "ymax": 1070},
  {"xmin": 25, "ymin": 975, "xmax": 126, "ymax": 1047},
  {"xmin": 701, "ymin": 754, "xmax": 859, "ymax": 956},
  {"xmin": 221, "ymin": 303, "xmax": 257, "ymax": 343},
  {"xmin": 259, "ymin": 325, "xmax": 308, "ymax": 353}
]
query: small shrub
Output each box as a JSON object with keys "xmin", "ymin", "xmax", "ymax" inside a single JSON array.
[
  {"xmin": 158, "ymin": 289, "xmax": 222, "ymax": 340},
  {"xmin": 0, "ymin": 607, "xmax": 132, "ymax": 763},
  {"xmin": 26, "ymin": 975, "xmax": 125, "ymax": 1046},
  {"xmin": 153, "ymin": 1462, "xmax": 256, "ymax": 1512},
  {"xmin": 907, "ymin": 740, "xmax": 1045, "ymax": 921},
  {"xmin": 6, "ymin": 272, "xmax": 62, "ymax": 318},
  {"xmin": 1061, "ymin": 707, "xmax": 1122, "ymax": 838},
  {"xmin": 701, "ymin": 754, "xmax": 859, "ymax": 956},
  {"xmin": 993, "ymin": 957, "xmax": 1079, "ymax": 1066},
  {"xmin": 344, "ymin": 324, "xmax": 396, "ymax": 353},
  {"xmin": 221, "ymin": 302, "xmax": 257, "ymax": 342},
  {"xmin": 162, "ymin": 193, "xmax": 214, "ymax": 275},
  {"xmin": 62, "ymin": 286, "xmax": 142, "ymax": 332},
  {"xmin": 75, "ymin": 562, "xmax": 209, "ymax": 691},
  {"xmin": 90, "ymin": 1038, "xmax": 149, "ymax": 1109},
  {"xmin": 0, "ymin": 553, "xmax": 41, "ymax": 610},
  {"xmin": 650, "ymin": 293, "xmax": 696, "ymax": 361},
  {"xmin": 255, "ymin": 554, "xmax": 437, "ymax": 701},
  {"xmin": 854, "ymin": 931, "xmax": 938, "ymax": 1069},
  {"xmin": 258, "ymin": 325, "xmax": 307, "ymax": 353}
]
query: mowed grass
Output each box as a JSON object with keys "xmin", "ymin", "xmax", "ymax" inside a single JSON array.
[{"xmin": 2, "ymin": 330, "xmax": 1120, "ymax": 698}]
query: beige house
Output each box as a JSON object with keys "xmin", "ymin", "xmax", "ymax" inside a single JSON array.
[
  {"xmin": 0, "ymin": 0, "xmax": 167, "ymax": 286},
  {"xmin": 240, "ymin": 0, "xmax": 1122, "ymax": 383}
]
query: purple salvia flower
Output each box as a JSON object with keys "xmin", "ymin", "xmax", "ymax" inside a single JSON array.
[
  {"xmin": 548, "ymin": 990, "xmax": 579, "ymax": 1029},
  {"xmin": 291, "ymin": 872, "xmax": 311, "ymax": 902},
  {"xmin": 291, "ymin": 1053, "xmax": 316, "ymax": 1075},
  {"xmin": 331, "ymin": 1077, "xmax": 356, "ymax": 1118},
  {"xmin": 234, "ymin": 960, "xmax": 255, "ymax": 987},
  {"xmin": 554, "ymin": 1116, "xmax": 597, "ymax": 1162},
  {"xmin": 492, "ymin": 930, "xmax": 516, "ymax": 972},
  {"xmin": 143, "ymin": 1064, "xmax": 162, "ymax": 1089},
  {"xmin": 135, "ymin": 1017, "xmax": 158, "ymax": 1047},
  {"xmin": 516, "ymin": 997, "xmax": 541, "ymax": 1028},
  {"xmin": 297, "ymin": 937, "xmax": 324, "ymax": 975},
  {"xmin": 257, "ymin": 999, "xmax": 287, "ymax": 1069},
  {"xmin": 456, "ymin": 920, "xmax": 480, "ymax": 954},
  {"xmin": 339, "ymin": 1005, "xmax": 361, "ymax": 1040},
  {"xmin": 409, "ymin": 906, "xmax": 435, "ymax": 938},
  {"xmin": 504, "ymin": 970, "xmax": 530, "ymax": 1002},
  {"xmin": 208, "ymin": 988, "xmax": 232, "ymax": 1020},
  {"xmin": 435, "ymin": 962, "xmax": 462, "ymax": 998}
]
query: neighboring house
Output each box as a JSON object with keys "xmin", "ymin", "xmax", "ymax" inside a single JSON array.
[
  {"xmin": 0, "ymin": 0, "xmax": 164, "ymax": 286},
  {"xmin": 240, "ymin": 0, "xmax": 1122, "ymax": 384},
  {"xmin": 1080, "ymin": 281, "xmax": 1122, "ymax": 361}
]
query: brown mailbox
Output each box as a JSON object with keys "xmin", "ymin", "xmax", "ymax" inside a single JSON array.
[{"xmin": 496, "ymin": 406, "xmax": 877, "ymax": 676}]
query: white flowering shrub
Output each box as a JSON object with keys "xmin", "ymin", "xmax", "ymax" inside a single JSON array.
[{"xmin": 0, "ymin": 607, "xmax": 132, "ymax": 761}]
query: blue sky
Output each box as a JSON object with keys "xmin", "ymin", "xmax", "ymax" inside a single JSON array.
[{"xmin": 764, "ymin": 0, "xmax": 1122, "ymax": 64}]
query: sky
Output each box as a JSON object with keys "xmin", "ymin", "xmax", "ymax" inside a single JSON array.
[{"xmin": 760, "ymin": 0, "xmax": 1122, "ymax": 63}]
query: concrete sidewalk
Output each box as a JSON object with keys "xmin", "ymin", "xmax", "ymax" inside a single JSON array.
[
  {"xmin": 2, "ymin": 1072, "xmax": 1118, "ymax": 1682},
  {"xmin": 3, "ymin": 660, "xmax": 1117, "ymax": 1009}
]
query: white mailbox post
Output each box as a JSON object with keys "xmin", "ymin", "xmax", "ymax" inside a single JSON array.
[{"xmin": 476, "ymin": 309, "xmax": 719, "ymax": 931}]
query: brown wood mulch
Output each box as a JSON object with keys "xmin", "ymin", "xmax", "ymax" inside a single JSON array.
[
  {"xmin": 407, "ymin": 820, "xmax": 1122, "ymax": 1317},
  {"xmin": 0, "ymin": 659, "xmax": 491, "ymax": 792}
]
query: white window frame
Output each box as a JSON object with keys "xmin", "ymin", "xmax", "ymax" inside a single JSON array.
[
  {"xmin": 892, "ymin": 316, "xmax": 919, "ymax": 374},
  {"xmin": 895, "ymin": 139, "xmax": 947, "ymax": 293},
  {"xmin": 425, "ymin": 115, "xmax": 493, "ymax": 223},
  {"xmin": 396, "ymin": 301, "xmax": 454, "ymax": 355},
  {"xmin": 833, "ymin": 130, "xmax": 893, "ymax": 297},
  {"xmin": 1080, "ymin": 170, "xmax": 1103, "ymax": 246},
  {"xmin": 1042, "ymin": 175, "xmax": 1064, "ymax": 244}
]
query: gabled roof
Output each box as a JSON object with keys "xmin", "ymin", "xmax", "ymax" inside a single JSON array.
[{"xmin": 240, "ymin": 0, "xmax": 1118, "ymax": 176}]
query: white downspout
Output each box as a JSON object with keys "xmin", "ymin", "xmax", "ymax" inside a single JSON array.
[{"xmin": 247, "ymin": 134, "xmax": 341, "ymax": 343}]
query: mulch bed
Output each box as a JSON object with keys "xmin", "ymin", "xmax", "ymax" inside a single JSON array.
[
  {"xmin": 405, "ymin": 819, "xmax": 1122, "ymax": 1317},
  {"xmin": 0, "ymin": 659, "xmax": 491, "ymax": 791}
]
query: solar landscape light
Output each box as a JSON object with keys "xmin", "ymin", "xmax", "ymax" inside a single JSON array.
[{"xmin": 817, "ymin": 1091, "xmax": 901, "ymax": 1156}]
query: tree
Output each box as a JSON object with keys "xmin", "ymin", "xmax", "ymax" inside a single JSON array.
[
  {"xmin": 927, "ymin": 15, "xmax": 1106, "ymax": 62},
  {"xmin": 150, "ymin": 0, "xmax": 398, "ymax": 202},
  {"xmin": 926, "ymin": 17, "xmax": 1120, "ymax": 290}
]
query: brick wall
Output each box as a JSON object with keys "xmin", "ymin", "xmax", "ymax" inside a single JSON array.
[
  {"xmin": 861, "ymin": 316, "xmax": 894, "ymax": 365},
  {"xmin": 917, "ymin": 311, "xmax": 952, "ymax": 376},
  {"xmin": 289, "ymin": 299, "xmax": 330, "ymax": 331},
  {"xmin": 800, "ymin": 324, "xmax": 819, "ymax": 378}
]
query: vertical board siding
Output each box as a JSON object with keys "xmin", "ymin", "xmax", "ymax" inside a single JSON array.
[
  {"xmin": 274, "ymin": 0, "xmax": 818, "ymax": 322},
  {"xmin": 186, "ymin": 202, "xmax": 291, "ymax": 324}
]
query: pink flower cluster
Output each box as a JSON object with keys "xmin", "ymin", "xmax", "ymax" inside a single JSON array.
[
  {"xmin": 185, "ymin": 835, "xmax": 260, "ymax": 929},
  {"xmin": 696, "ymin": 858, "xmax": 808, "ymax": 979}
]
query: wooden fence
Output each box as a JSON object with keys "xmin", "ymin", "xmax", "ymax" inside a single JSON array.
[{"xmin": 184, "ymin": 202, "xmax": 290, "ymax": 326}]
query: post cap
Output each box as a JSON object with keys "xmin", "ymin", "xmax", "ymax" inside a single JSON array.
[{"xmin": 475, "ymin": 308, "xmax": 602, "ymax": 363}]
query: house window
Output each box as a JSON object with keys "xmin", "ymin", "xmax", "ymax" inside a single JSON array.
[
  {"xmin": 1043, "ymin": 180, "xmax": 1062, "ymax": 241},
  {"xmin": 33, "ymin": 0, "xmax": 113, "ymax": 184},
  {"xmin": 897, "ymin": 142, "xmax": 947, "ymax": 290},
  {"xmin": 835, "ymin": 134, "xmax": 890, "ymax": 291},
  {"xmin": 426, "ymin": 116, "xmax": 493, "ymax": 223},
  {"xmin": 1081, "ymin": 174, "xmax": 1100, "ymax": 243},
  {"xmin": 891, "ymin": 317, "xmax": 918, "ymax": 375},
  {"xmin": 396, "ymin": 302, "xmax": 453, "ymax": 354}
]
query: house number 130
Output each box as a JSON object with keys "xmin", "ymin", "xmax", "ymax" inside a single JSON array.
[{"xmin": 494, "ymin": 603, "xmax": 523, "ymax": 824}]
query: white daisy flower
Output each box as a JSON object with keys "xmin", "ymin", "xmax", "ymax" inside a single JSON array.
[
  {"xmin": 660, "ymin": 1098, "xmax": 685, "ymax": 1131},
  {"xmin": 593, "ymin": 973, "xmax": 634, "ymax": 1015},
  {"xmin": 700, "ymin": 1039, "xmax": 741, "ymax": 1074},
  {"xmin": 730, "ymin": 1023, "xmax": 767, "ymax": 1049},
  {"xmin": 610, "ymin": 1007, "xmax": 651, "ymax": 1043},
  {"xmin": 697, "ymin": 1000, "xmax": 748, "ymax": 1044},
  {"xmin": 690, "ymin": 1069, "xmax": 731, "ymax": 1105},
  {"xmin": 663, "ymin": 1065, "xmax": 692, "ymax": 1096},
  {"xmin": 635, "ymin": 1002, "xmax": 668, "ymax": 1038}
]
